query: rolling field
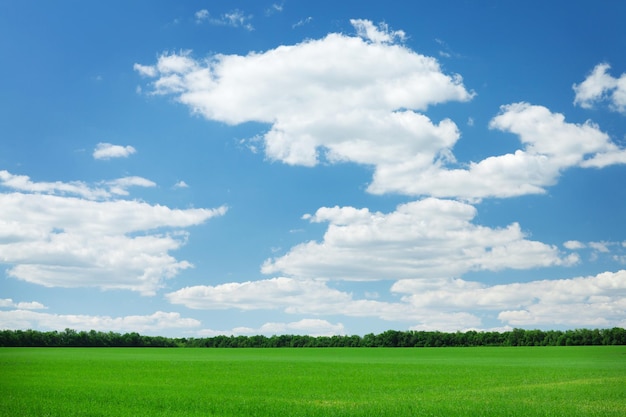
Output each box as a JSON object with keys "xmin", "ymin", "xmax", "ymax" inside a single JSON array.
[{"xmin": 1, "ymin": 346, "xmax": 625, "ymax": 416}]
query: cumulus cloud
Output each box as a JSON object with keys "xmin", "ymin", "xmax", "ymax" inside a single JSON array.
[
  {"xmin": 135, "ymin": 23, "xmax": 626, "ymax": 200},
  {"xmin": 564, "ymin": 240, "xmax": 586, "ymax": 250},
  {"xmin": 167, "ymin": 277, "xmax": 427, "ymax": 323},
  {"xmin": 573, "ymin": 63, "xmax": 626, "ymax": 113},
  {"xmin": 0, "ymin": 310, "xmax": 200, "ymax": 334},
  {"xmin": 166, "ymin": 270, "xmax": 626, "ymax": 331},
  {"xmin": 393, "ymin": 270, "xmax": 626, "ymax": 328},
  {"xmin": 371, "ymin": 103, "xmax": 626, "ymax": 198},
  {"xmin": 167, "ymin": 277, "xmax": 353, "ymax": 311},
  {"xmin": 134, "ymin": 19, "xmax": 472, "ymax": 171},
  {"xmin": 199, "ymin": 319, "xmax": 345, "ymax": 337},
  {"xmin": 491, "ymin": 103, "xmax": 626, "ymax": 170},
  {"xmin": 494, "ymin": 270, "xmax": 626, "ymax": 327},
  {"xmin": 262, "ymin": 198, "xmax": 576, "ymax": 281},
  {"xmin": 93, "ymin": 142, "xmax": 136, "ymax": 160},
  {"xmin": 0, "ymin": 175, "xmax": 227, "ymax": 295}
]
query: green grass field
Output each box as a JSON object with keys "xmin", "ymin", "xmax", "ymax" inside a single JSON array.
[{"xmin": 1, "ymin": 346, "xmax": 624, "ymax": 416}]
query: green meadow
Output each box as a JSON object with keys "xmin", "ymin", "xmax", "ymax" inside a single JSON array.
[{"xmin": 1, "ymin": 346, "xmax": 624, "ymax": 416}]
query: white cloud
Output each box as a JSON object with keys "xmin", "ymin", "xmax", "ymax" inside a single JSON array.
[
  {"xmin": 167, "ymin": 277, "xmax": 352, "ymax": 311},
  {"xmin": 589, "ymin": 241, "xmax": 611, "ymax": 253},
  {"xmin": 495, "ymin": 271, "xmax": 626, "ymax": 327},
  {"xmin": 573, "ymin": 63, "xmax": 626, "ymax": 113},
  {"xmin": 195, "ymin": 9, "xmax": 210, "ymax": 23},
  {"xmin": 199, "ymin": 319, "xmax": 345, "ymax": 337},
  {"xmin": 372, "ymin": 103, "xmax": 626, "ymax": 198},
  {"xmin": 393, "ymin": 270, "xmax": 626, "ymax": 328},
  {"xmin": 0, "ymin": 187, "xmax": 227, "ymax": 295},
  {"xmin": 106, "ymin": 176, "xmax": 156, "ymax": 196},
  {"xmin": 222, "ymin": 10, "xmax": 254, "ymax": 31},
  {"xmin": 136, "ymin": 24, "xmax": 626, "ymax": 200},
  {"xmin": 262, "ymin": 198, "xmax": 576, "ymax": 282},
  {"xmin": 265, "ymin": 3, "xmax": 284, "ymax": 16},
  {"xmin": 0, "ymin": 170, "xmax": 155, "ymax": 200},
  {"xmin": 561, "ymin": 240, "xmax": 626, "ymax": 263},
  {"xmin": 167, "ymin": 269, "xmax": 626, "ymax": 331},
  {"xmin": 93, "ymin": 142, "xmax": 136, "ymax": 160},
  {"xmin": 490, "ymin": 103, "xmax": 626, "ymax": 171},
  {"xmin": 173, "ymin": 180, "xmax": 189, "ymax": 189},
  {"xmin": 1, "ymin": 170, "xmax": 109, "ymax": 200},
  {"xmin": 135, "ymin": 19, "xmax": 472, "ymax": 171},
  {"xmin": 194, "ymin": 9, "xmax": 254, "ymax": 31},
  {"xmin": 350, "ymin": 19, "xmax": 406, "ymax": 44},
  {"xmin": 0, "ymin": 298, "xmax": 47, "ymax": 310},
  {"xmin": 564, "ymin": 240, "xmax": 586, "ymax": 250},
  {"xmin": 0, "ymin": 310, "xmax": 200, "ymax": 334},
  {"xmin": 167, "ymin": 277, "xmax": 425, "ymax": 324},
  {"xmin": 292, "ymin": 17, "xmax": 312, "ymax": 28}
]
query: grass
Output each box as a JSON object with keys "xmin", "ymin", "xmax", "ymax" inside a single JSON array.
[{"xmin": 1, "ymin": 346, "xmax": 625, "ymax": 416}]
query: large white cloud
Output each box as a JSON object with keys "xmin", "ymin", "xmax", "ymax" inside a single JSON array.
[
  {"xmin": 0, "ymin": 309, "xmax": 200, "ymax": 334},
  {"xmin": 573, "ymin": 63, "xmax": 626, "ymax": 113},
  {"xmin": 131, "ymin": 20, "xmax": 626, "ymax": 332},
  {"xmin": 0, "ymin": 174, "xmax": 227, "ymax": 295},
  {"xmin": 261, "ymin": 198, "xmax": 577, "ymax": 281},
  {"xmin": 370, "ymin": 103, "xmax": 626, "ymax": 198},
  {"xmin": 392, "ymin": 270, "xmax": 626, "ymax": 329},
  {"xmin": 136, "ymin": 22, "xmax": 626, "ymax": 200},
  {"xmin": 135, "ymin": 20, "xmax": 472, "ymax": 173},
  {"xmin": 167, "ymin": 277, "xmax": 435, "ymax": 323},
  {"xmin": 167, "ymin": 277, "xmax": 353, "ymax": 312},
  {"xmin": 166, "ymin": 270, "xmax": 626, "ymax": 331}
]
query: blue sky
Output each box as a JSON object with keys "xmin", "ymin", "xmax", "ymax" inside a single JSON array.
[{"xmin": 1, "ymin": 0, "xmax": 626, "ymax": 337}]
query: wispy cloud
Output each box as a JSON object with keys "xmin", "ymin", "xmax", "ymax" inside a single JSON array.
[
  {"xmin": 0, "ymin": 170, "xmax": 154, "ymax": 200},
  {"xmin": 292, "ymin": 16, "xmax": 312, "ymax": 28},
  {"xmin": 265, "ymin": 3, "xmax": 284, "ymax": 16},
  {"xmin": 194, "ymin": 8, "xmax": 254, "ymax": 31},
  {"xmin": 350, "ymin": 19, "xmax": 405, "ymax": 44},
  {"xmin": 194, "ymin": 9, "xmax": 210, "ymax": 24},
  {"xmin": 435, "ymin": 38, "xmax": 462, "ymax": 59},
  {"xmin": 263, "ymin": 198, "xmax": 577, "ymax": 281}
]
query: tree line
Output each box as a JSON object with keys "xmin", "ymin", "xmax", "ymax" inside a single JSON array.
[{"xmin": 1, "ymin": 327, "xmax": 625, "ymax": 348}]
